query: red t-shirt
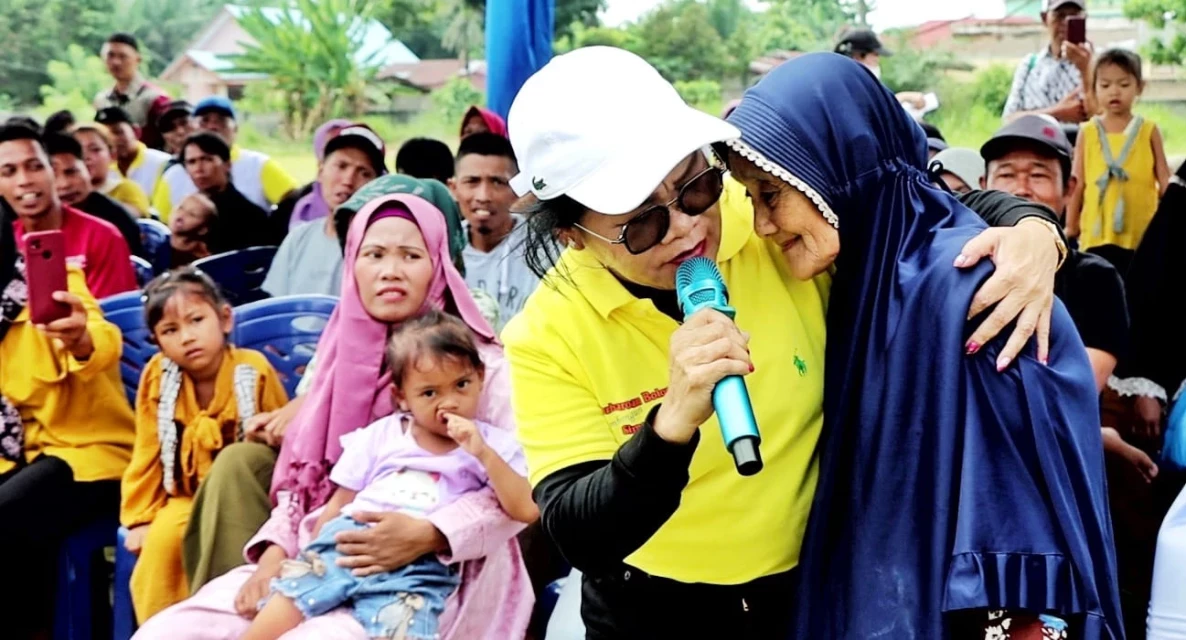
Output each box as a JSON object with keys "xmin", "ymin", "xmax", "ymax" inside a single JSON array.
[{"xmin": 14, "ymin": 206, "xmax": 137, "ymax": 299}]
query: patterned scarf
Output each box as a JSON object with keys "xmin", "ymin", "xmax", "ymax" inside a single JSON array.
[
  {"xmin": 154, "ymin": 356, "xmax": 261, "ymax": 494},
  {"xmin": 0, "ymin": 255, "xmax": 28, "ymax": 463}
]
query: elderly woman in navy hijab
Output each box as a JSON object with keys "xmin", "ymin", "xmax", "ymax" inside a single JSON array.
[{"xmin": 724, "ymin": 53, "xmax": 1123, "ymax": 639}]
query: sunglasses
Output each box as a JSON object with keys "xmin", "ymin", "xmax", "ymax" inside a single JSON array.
[{"xmin": 575, "ymin": 165, "xmax": 724, "ymax": 255}]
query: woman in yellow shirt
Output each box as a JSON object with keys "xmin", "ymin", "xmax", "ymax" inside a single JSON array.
[
  {"xmin": 73, "ymin": 122, "xmax": 151, "ymax": 217},
  {"xmin": 0, "ymin": 220, "xmax": 134, "ymax": 636},
  {"xmin": 121, "ymin": 268, "xmax": 288, "ymax": 623}
]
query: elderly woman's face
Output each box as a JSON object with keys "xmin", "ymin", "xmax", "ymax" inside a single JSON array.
[
  {"xmin": 571, "ymin": 153, "xmax": 723, "ymax": 290},
  {"xmin": 353, "ymin": 217, "xmax": 434, "ymax": 323},
  {"xmin": 729, "ymin": 151, "xmax": 840, "ymax": 280}
]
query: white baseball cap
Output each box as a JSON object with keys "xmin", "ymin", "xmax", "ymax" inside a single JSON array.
[{"xmin": 508, "ymin": 46, "xmax": 740, "ymax": 215}]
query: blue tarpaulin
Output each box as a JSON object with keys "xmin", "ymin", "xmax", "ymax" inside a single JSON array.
[{"xmin": 485, "ymin": 0, "xmax": 554, "ymax": 119}]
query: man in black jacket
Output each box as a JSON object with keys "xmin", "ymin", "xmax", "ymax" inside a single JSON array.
[{"xmin": 44, "ymin": 132, "xmax": 145, "ymax": 258}]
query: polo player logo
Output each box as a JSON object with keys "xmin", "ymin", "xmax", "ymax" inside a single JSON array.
[
  {"xmin": 533, "ymin": 176, "xmax": 547, "ymax": 191},
  {"xmin": 793, "ymin": 354, "xmax": 807, "ymax": 376}
]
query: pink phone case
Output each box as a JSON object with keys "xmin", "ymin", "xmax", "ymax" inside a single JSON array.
[{"xmin": 25, "ymin": 230, "xmax": 70, "ymax": 325}]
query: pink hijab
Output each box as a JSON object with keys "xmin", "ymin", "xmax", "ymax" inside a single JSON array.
[
  {"xmin": 271, "ymin": 193, "xmax": 498, "ymax": 508},
  {"xmin": 460, "ymin": 105, "xmax": 508, "ymax": 138}
]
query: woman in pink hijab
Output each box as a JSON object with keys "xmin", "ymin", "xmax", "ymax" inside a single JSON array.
[
  {"xmin": 460, "ymin": 105, "xmax": 508, "ymax": 139},
  {"xmin": 135, "ymin": 194, "xmax": 534, "ymax": 639}
]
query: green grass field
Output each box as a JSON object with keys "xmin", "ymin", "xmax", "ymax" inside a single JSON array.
[{"xmin": 248, "ymin": 110, "xmax": 460, "ymax": 184}]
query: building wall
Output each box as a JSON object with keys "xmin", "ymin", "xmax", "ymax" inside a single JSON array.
[{"xmin": 167, "ymin": 59, "xmax": 229, "ymax": 103}]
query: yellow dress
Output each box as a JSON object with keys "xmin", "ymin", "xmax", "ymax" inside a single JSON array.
[
  {"xmin": 121, "ymin": 347, "xmax": 288, "ymax": 623},
  {"xmin": 1079, "ymin": 118, "xmax": 1159, "ymax": 252}
]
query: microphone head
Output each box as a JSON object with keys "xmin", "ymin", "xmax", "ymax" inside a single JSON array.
[
  {"xmin": 675, "ymin": 256, "xmax": 722, "ymax": 291},
  {"xmin": 676, "ymin": 256, "xmax": 729, "ymax": 315}
]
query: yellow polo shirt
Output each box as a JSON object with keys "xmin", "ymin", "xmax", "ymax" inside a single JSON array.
[
  {"xmin": 502, "ymin": 178, "xmax": 830, "ymax": 584},
  {"xmin": 107, "ymin": 177, "xmax": 151, "ymax": 218},
  {"xmin": 0, "ymin": 268, "xmax": 134, "ymax": 481}
]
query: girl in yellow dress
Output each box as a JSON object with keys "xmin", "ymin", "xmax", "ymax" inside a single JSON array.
[
  {"xmin": 1070, "ymin": 48, "xmax": 1172, "ymax": 253},
  {"xmin": 121, "ymin": 267, "xmax": 288, "ymax": 623}
]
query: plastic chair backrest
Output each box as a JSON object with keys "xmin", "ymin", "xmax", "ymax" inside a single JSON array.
[
  {"xmin": 130, "ymin": 256, "xmax": 153, "ymax": 288},
  {"xmin": 232, "ymin": 295, "xmax": 338, "ymax": 397},
  {"xmin": 137, "ymin": 218, "xmax": 171, "ymax": 274},
  {"xmin": 192, "ymin": 246, "xmax": 278, "ymax": 306},
  {"xmin": 99, "ymin": 292, "xmax": 157, "ymax": 404}
]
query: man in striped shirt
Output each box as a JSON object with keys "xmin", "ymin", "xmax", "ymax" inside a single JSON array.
[{"xmin": 1002, "ymin": 0, "xmax": 1096, "ymax": 123}]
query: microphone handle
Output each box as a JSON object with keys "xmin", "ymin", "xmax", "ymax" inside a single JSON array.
[{"xmin": 712, "ymin": 375, "xmax": 763, "ymax": 476}]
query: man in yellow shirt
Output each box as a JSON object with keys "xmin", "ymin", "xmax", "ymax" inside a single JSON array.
[
  {"xmin": 96, "ymin": 106, "xmax": 171, "ymax": 201},
  {"xmin": 153, "ymin": 96, "xmax": 298, "ymax": 221},
  {"xmin": 0, "ymin": 216, "xmax": 134, "ymax": 634}
]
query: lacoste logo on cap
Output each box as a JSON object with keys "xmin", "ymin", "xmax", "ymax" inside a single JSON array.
[
  {"xmin": 533, "ymin": 177, "xmax": 547, "ymax": 191},
  {"xmin": 1042, "ymin": 126, "xmax": 1057, "ymax": 139}
]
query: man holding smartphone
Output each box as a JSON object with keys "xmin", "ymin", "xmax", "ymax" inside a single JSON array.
[
  {"xmin": 0, "ymin": 123, "xmax": 137, "ymax": 299},
  {"xmin": 1003, "ymin": 0, "xmax": 1096, "ymax": 124}
]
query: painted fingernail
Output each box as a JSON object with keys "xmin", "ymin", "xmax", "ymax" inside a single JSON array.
[
  {"xmin": 965, "ymin": 341, "xmax": 980, "ymax": 355},
  {"xmin": 953, "ymin": 255, "xmax": 968, "ymax": 267},
  {"xmin": 996, "ymin": 356, "xmax": 1012, "ymax": 371},
  {"xmin": 749, "ymin": 364, "xmax": 755, "ymax": 372}
]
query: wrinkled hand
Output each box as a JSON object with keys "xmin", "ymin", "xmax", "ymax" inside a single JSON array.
[
  {"xmin": 655, "ymin": 309, "xmax": 752, "ymax": 444},
  {"xmin": 334, "ymin": 511, "xmax": 444, "ymax": 577},
  {"xmin": 956, "ymin": 220, "xmax": 1058, "ymax": 370},
  {"xmin": 444, "ymin": 413, "xmax": 488, "ymax": 458},
  {"xmin": 1134, "ymin": 395, "xmax": 1165, "ymax": 442},
  {"xmin": 234, "ymin": 547, "xmax": 285, "ymax": 618},
  {"xmin": 123, "ymin": 525, "xmax": 149, "ymax": 556},
  {"xmin": 36, "ymin": 292, "xmax": 93, "ymax": 359}
]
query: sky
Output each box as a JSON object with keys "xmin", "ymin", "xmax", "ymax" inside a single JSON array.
[{"xmin": 601, "ymin": 0, "xmax": 1007, "ymax": 31}]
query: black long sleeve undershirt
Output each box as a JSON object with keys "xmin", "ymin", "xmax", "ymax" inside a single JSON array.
[{"xmin": 533, "ymin": 405, "xmax": 699, "ymax": 575}]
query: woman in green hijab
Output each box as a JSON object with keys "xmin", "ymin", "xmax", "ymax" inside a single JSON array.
[{"xmin": 181, "ymin": 174, "xmax": 499, "ymax": 589}]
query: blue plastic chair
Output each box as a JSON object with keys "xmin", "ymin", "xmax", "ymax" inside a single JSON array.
[
  {"xmin": 113, "ymin": 528, "xmax": 136, "ymax": 640},
  {"xmin": 99, "ymin": 292, "xmax": 157, "ymax": 405},
  {"xmin": 53, "ymin": 517, "xmax": 118, "ymax": 640},
  {"xmin": 232, "ymin": 295, "xmax": 338, "ymax": 397},
  {"xmin": 137, "ymin": 218, "xmax": 171, "ymax": 274},
  {"xmin": 130, "ymin": 255, "xmax": 153, "ymax": 288},
  {"xmin": 192, "ymin": 246, "xmax": 278, "ymax": 306}
]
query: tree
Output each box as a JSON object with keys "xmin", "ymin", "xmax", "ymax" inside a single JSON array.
[
  {"xmin": 441, "ymin": 0, "xmax": 485, "ymax": 67},
  {"xmin": 628, "ymin": 0, "xmax": 730, "ymax": 82},
  {"xmin": 38, "ymin": 46, "xmax": 113, "ymax": 117},
  {"xmin": 1126, "ymin": 0, "xmax": 1186, "ymax": 64},
  {"xmin": 0, "ymin": 0, "xmax": 118, "ymax": 106},
  {"xmin": 230, "ymin": 0, "xmax": 383, "ymax": 137},
  {"xmin": 110, "ymin": 0, "xmax": 224, "ymax": 77}
]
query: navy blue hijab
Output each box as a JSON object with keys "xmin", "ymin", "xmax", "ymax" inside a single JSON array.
[{"xmin": 728, "ymin": 53, "xmax": 1123, "ymax": 638}]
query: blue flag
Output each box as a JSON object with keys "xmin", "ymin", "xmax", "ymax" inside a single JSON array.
[{"xmin": 485, "ymin": 0, "xmax": 554, "ymax": 119}]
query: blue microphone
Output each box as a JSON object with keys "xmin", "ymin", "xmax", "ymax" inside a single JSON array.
[{"xmin": 675, "ymin": 257, "xmax": 763, "ymax": 476}]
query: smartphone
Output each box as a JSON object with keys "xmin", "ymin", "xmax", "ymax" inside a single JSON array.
[
  {"xmin": 25, "ymin": 230, "xmax": 70, "ymax": 325},
  {"xmin": 1066, "ymin": 16, "xmax": 1086, "ymax": 45}
]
